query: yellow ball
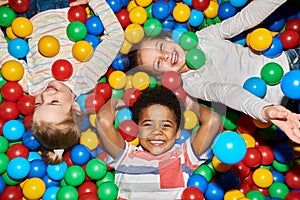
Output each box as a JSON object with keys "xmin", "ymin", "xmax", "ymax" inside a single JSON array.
[
  {"xmin": 108, "ymin": 70, "xmax": 127, "ymax": 89},
  {"xmin": 127, "ymin": 0, "xmax": 137, "ymax": 12},
  {"xmin": 125, "ymin": 75, "xmax": 133, "ymax": 90},
  {"xmin": 89, "ymin": 113, "xmax": 97, "ymax": 128},
  {"xmin": 173, "ymin": 3, "xmax": 191, "ymax": 23},
  {"xmin": 125, "ymin": 23, "xmax": 145, "ymax": 44},
  {"xmin": 184, "ymin": 110, "xmax": 198, "ymax": 130},
  {"xmin": 135, "ymin": 0, "xmax": 152, "ymax": 7},
  {"xmin": 11, "ymin": 17, "xmax": 33, "ymax": 38},
  {"xmin": 241, "ymin": 133, "xmax": 256, "ymax": 148},
  {"xmin": 130, "ymin": 137, "xmax": 139, "ymax": 146},
  {"xmin": 249, "ymin": 28, "xmax": 273, "ymax": 51},
  {"xmin": 203, "ymin": 1, "xmax": 219, "ymax": 19},
  {"xmin": 132, "ymin": 71, "xmax": 150, "ymax": 91},
  {"xmin": 212, "ymin": 155, "xmax": 231, "ymax": 172},
  {"xmin": 72, "ymin": 40, "xmax": 94, "ymax": 62},
  {"xmin": 80, "ymin": 130, "xmax": 99, "ymax": 150},
  {"xmin": 6, "ymin": 26, "xmax": 17, "ymax": 40},
  {"xmin": 1, "ymin": 60, "xmax": 24, "ymax": 81},
  {"xmin": 129, "ymin": 6, "xmax": 148, "ymax": 25},
  {"xmin": 120, "ymin": 38, "xmax": 133, "ymax": 54},
  {"xmin": 224, "ymin": 189, "xmax": 245, "ymax": 200},
  {"xmin": 38, "ymin": 35, "xmax": 60, "ymax": 57},
  {"xmin": 22, "ymin": 178, "xmax": 46, "ymax": 200},
  {"xmin": 253, "ymin": 168, "xmax": 273, "ymax": 188}
]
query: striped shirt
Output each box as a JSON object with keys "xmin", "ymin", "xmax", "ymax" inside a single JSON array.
[
  {"xmin": 0, "ymin": 0, "xmax": 124, "ymax": 97},
  {"xmin": 107, "ymin": 138, "xmax": 211, "ymax": 200}
]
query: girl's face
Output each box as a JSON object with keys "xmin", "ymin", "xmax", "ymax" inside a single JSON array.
[
  {"xmin": 138, "ymin": 37, "xmax": 189, "ymax": 76},
  {"xmin": 138, "ymin": 104, "xmax": 181, "ymax": 156}
]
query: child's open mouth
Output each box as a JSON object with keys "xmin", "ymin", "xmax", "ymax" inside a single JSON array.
[{"xmin": 171, "ymin": 50, "xmax": 178, "ymax": 66}]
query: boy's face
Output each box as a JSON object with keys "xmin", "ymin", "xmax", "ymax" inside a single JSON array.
[
  {"xmin": 33, "ymin": 81, "xmax": 75, "ymax": 124},
  {"xmin": 138, "ymin": 104, "xmax": 181, "ymax": 156},
  {"xmin": 138, "ymin": 37, "xmax": 188, "ymax": 76}
]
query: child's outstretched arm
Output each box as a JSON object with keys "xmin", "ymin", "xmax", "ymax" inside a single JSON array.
[
  {"xmin": 186, "ymin": 96, "xmax": 222, "ymax": 156},
  {"xmin": 96, "ymin": 98, "xmax": 126, "ymax": 159},
  {"xmin": 262, "ymin": 105, "xmax": 300, "ymax": 143},
  {"xmin": 0, "ymin": 0, "xmax": 8, "ymax": 6}
]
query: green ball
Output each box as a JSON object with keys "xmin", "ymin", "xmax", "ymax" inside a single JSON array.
[
  {"xmin": 0, "ymin": 72, "xmax": 8, "ymax": 88},
  {"xmin": 98, "ymin": 181, "xmax": 119, "ymax": 200},
  {"xmin": 0, "ymin": 136, "xmax": 8, "ymax": 153},
  {"xmin": 144, "ymin": 18, "xmax": 162, "ymax": 37},
  {"xmin": 149, "ymin": 76, "xmax": 157, "ymax": 89},
  {"xmin": 272, "ymin": 160, "xmax": 293, "ymax": 173},
  {"xmin": 246, "ymin": 190, "xmax": 266, "ymax": 200},
  {"xmin": 96, "ymin": 171, "xmax": 115, "ymax": 187},
  {"xmin": 2, "ymin": 172, "xmax": 19, "ymax": 185},
  {"xmin": 111, "ymin": 89, "xmax": 124, "ymax": 99},
  {"xmin": 0, "ymin": 6, "xmax": 16, "ymax": 27},
  {"xmin": 268, "ymin": 182, "xmax": 289, "ymax": 199},
  {"xmin": 64, "ymin": 165, "xmax": 85, "ymax": 187},
  {"xmin": 0, "ymin": 153, "xmax": 9, "ymax": 174},
  {"xmin": 179, "ymin": 31, "xmax": 198, "ymax": 51},
  {"xmin": 221, "ymin": 111, "xmax": 239, "ymax": 130},
  {"xmin": 145, "ymin": 3, "xmax": 153, "ymax": 18},
  {"xmin": 186, "ymin": 48, "xmax": 206, "ymax": 70},
  {"xmin": 56, "ymin": 186, "xmax": 78, "ymax": 200},
  {"xmin": 66, "ymin": 21, "xmax": 87, "ymax": 42},
  {"xmin": 86, "ymin": 158, "xmax": 107, "ymax": 180},
  {"xmin": 260, "ymin": 62, "xmax": 283, "ymax": 85},
  {"xmin": 193, "ymin": 164, "xmax": 213, "ymax": 182}
]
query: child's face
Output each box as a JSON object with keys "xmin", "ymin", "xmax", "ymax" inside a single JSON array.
[
  {"xmin": 138, "ymin": 104, "xmax": 181, "ymax": 156},
  {"xmin": 33, "ymin": 81, "xmax": 75, "ymax": 124},
  {"xmin": 138, "ymin": 37, "xmax": 188, "ymax": 76}
]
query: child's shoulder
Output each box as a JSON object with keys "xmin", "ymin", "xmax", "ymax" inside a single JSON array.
[{"xmin": 30, "ymin": 7, "xmax": 69, "ymax": 22}]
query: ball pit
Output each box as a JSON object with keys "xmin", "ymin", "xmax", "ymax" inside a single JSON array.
[{"xmin": 0, "ymin": 0, "xmax": 300, "ymax": 199}]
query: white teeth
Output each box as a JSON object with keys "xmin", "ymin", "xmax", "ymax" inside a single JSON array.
[
  {"xmin": 150, "ymin": 140, "xmax": 163, "ymax": 144},
  {"xmin": 171, "ymin": 51, "xmax": 177, "ymax": 65}
]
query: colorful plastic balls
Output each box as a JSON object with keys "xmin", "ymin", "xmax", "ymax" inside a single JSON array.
[
  {"xmin": 106, "ymin": 0, "xmax": 122, "ymax": 13},
  {"xmin": 279, "ymin": 29, "xmax": 300, "ymax": 49},
  {"xmin": 7, "ymin": 157, "xmax": 30, "ymax": 180},
  {"xmin": 125, "ymin": 23, "xmax": 145, "ymax": 44},
  {"xmin": 6, "ymin": 143, "xmax": 29, "ymax": 159},
  {"xmin": 112, "ymin": 54, "xmax": 130, "ymax": 71},
  {"xmin": 135, "ymin": 0, "xmax": 152, "ymax": 7},
  {"xmin": 28, "ymin": 159, "xmax": 46, "ymax": 178},
  {"xmin": 268, "ymin": 182, "xmax": 289, "ymax": 199},
  {"xmin": 205, "ymin": 182, "xmax": 225, "ymax": 200},
  {"xmin": 67, "ymin": 21, "xmax": 87, "ymax": 42},
  {"xmin": 249, "ymin": 28, "xmax": 273, "ymax": 51},
  {"xmin": 144, "ymin": 18, "xmax": 162, "ymax": 37},
  {"xmin": 260, "ymin": 62, "xmax": 283, "ymax": 85},
  {"xmin": 230, "ymin": 161, "xmax": 251, "ymax": 180},
  {"xmin": 22, "ymin": 178, "xmax": 46, "ymax": 199},
  {"xmin": 78, "ymin": 181, "xmax": 98, "ymax": 196},
  {"xmin": 67, "ymin": 5, "xmax": 87, "ymax": 23},
  {"xmin": 108, "ymin": 70, "xmax": 127, "ymax": 89},
  {"xmin": 0, "ymin": 153, "xmax": 9, "ymax": 175},
  {"xmin": 11, "ymin": 17, "xmax": 33, "ymax": 38},
  {"xmin": 86, "ymin": 158, "xmax": 107, "ymax": 180},
  {"xmin": 43, "ymin": 175, "xmax": 60, "ymax": 188},
  {"xmin": 70, "ymin": 144, "xmax": 91, "ymax": 165},
  {"xmin": 242, "ymin": 147, "xmax": 262, "ymax": 168},
  {"xmin": 8, "ymin": 0, "xmax": 30, "ymax": 13},
  {"xmin": 116, "ymin": 107, "xmax": 132, "ymax": 123},
  {"xmin": 56, "ymin": 185, "xmax": 78, "ymax": 200},
  {"xmin": 176, "ymin": 129, "xmax": 191, "ymax": 144},
  {"xmin": 265, "ymin": 12, "xmax": 285, "ymax": 32},
  {"xmin": 0, "ymin": 186, "xmax": 23, "ymax": 200},
  {"xmin": 118, "ymin": 120, "xmax": 138, "ymax": 141},
  {"xmin": 94, "ymin": 82, "xmax": 112, "ymax": 101},
  {"xmin": 51, "ymin": 59, "xmax": 73, "ymax": 81},
  {"xmin": 46, "ymin": 161, "xmax": 68, "ymax": 181},
  {"xmin": 285, "ymin": 192, "xmax": 300, "ymax": 200},
  {"xmin": 273, "ymin": 142, "xmax": 294, "ymax": 164},
  {"xmin": 186, "ymin": 48, "xmax": 206, "ymax": 70},
  {"xmin": 257, "ymin": 145, "xmax": 274, "ymax": 166},
  {"xmin": 43, "ymin": 186, "xmax": 60, "ymax": 200},
  {"xmin": 123, "ymin": 87, "xmax": 141, "ymax": 107},
  {"xmin": 17, "ymin": 95, "xmax": 34, "ymax": 116},
  {"xmin": 179, "ymin": 31, "xmax": 198, "ymax": 51},
  {"xmin": 187, "ymin": 174, "xmax": 208, "ymax": 193},
  {"xmin": 172, "ymin": 26, "xmax": 188, "ymax": 44},
  {"xmin": 0, "ymin": 72, "xmax": 8, "ymax": 89},
  {"xmin": 72, "ymin": 40, "xmax": 94, "ymax": 62},
  {"xmin": 280, "ymin": 70, "xmax": 300, "ymax": 100},
  {"xmin": 212, "ymin": 131, "xmax": 247, "ymax": 165},
  {"xmin": 1, "ymin": 81, "xmax": 23, "ymax": 101},
  {"xmin": 243, "ymin": 77, "xmax": 267, "ymax": 98},
  {"xmin": 152, "ymin": 1, "xmax": 170, "ymax": 21},
  {"xmin": 2, "ymin": 119, "xmax": 25, "ymax": 141},
  {"xmin": 252, "ymin": 168, "xmax": 273, "ymax": 188},
  {"xmin": 38, "ymin": 35, "xmax": 60, "ymax": 57},
  {"xmin": 0, "ymin": 176, "xmax": 5, "ymax": 194},
  {"xmin": 219, "ymin": 171, "xmax": 241, "ymax": 191},
  {"xmin": 1, "ymin": 60, "xmax": 24, "ymax": 81},
  {"xmin": 97, "ymin": 181, "xmax": 119, "ymax": 200},
  {"xmin": 116, "ymin": 9, "xmax": 131, "ymax": 28},
  {"xmin": 189, "ymin": 9, "xmax": 204, "ymax": 27},
  {"xmin": 0, "ymin": 6, "xmax": 16, "ymax": 27},
  {"xmin": 84, "ymin": 92, "xmax": 105, "ymax": 114},
  {"xmin": 286, "ymin": 18, "xmax": 300, "ymax": 34},
  {"xmin": 132, "ymin": 71, "xmax": 150, "ymax": 91},
  {"xmin": 0, "ymin": 136, "xmax": 9, "ymax": 153},
  {"xmin": 285, "ymin": 169, "xmax": 300, "ymax": 190},
  {"xmin": 218, "ymin": 2, "xmax": 237, "ymax": 20},
  {"xmin": 173, "ymin": 3, "xmax": 190, "ymax": 22},
  {"xmin": 84, "ymin": 34, "xmax": 101, "ymax": 49},
  {"xmin": 203, "ymin": 1, "xmax": 219, "ymax": 19},
  {"xmin": 181, "ymin": 187, "xmax": 204, "ymax": 200},
  {"xmin": 0, "ymin": 101, "xmax": 19, "ymax": 121},
  {"xmin": 262, "ymin": 36, "xmax": 284, "ymax": 59},
  {"xmin": 229, "ymin": 0, "xmax": 248, "ymax": 7},
  {"xmin": 64, "ymin": 165, "xmax": 85, "ymax": 187},
  {"xmin": 85, "ymin": 16, "xmax": 104, "ymax": 36},
  {"xmin": 129, "ymin": 6, "xmax": 147, "ymax": 25},
  {"xmin": 161, "ymin": 71, "xmax": 182, "ymax": 91},
  {"xmin": 174, "ymin": 86, "xmax": 187, "ymax": 102},
  {"xmin": 8, "ymin": 37, "xmax": 29, "ymax": 58},
  {"xmin": 192, "ymin": 0, "xmax": 209, "ymax": 11}
]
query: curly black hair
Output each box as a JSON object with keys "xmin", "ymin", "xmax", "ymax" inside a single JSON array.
[{"xmin": 131, "ymin": 87, "xmax": 184, "ymax": 130}]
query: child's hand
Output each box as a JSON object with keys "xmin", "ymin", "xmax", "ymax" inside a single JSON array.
[
  {"xmin": 0, "ymin": 0, "xmax": 8, "ymax": 6},
  {"xmin": 69, "ymin": 0, "xmax": 89, "ymax": 7},
  {"xmin": 262, "ymin": 105, "xmax": 300, "ymax": 144}
]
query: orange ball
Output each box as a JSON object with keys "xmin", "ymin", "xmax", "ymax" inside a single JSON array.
[
  {"xmin": 11, "ymin": 17, "xmax": 33, "ymax": 38},
  {"xmin": 1, "ymin": 60, "xmax": 24, "ymax": 81},
  {"xmin": 38, "ymin": 35, "xmax": 60, "ymax": 57},
  {"xmin": 6, "ymin": 26, "xmax": 17, "ymax": 40},
  {"xmin": 72, "ymin": 40, "xmax": 94, "ymax": 62}
]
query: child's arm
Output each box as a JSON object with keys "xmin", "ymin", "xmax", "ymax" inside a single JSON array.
[
  {"xmin": 0, "ymin": 0, "xmax": 8, "ymax": 6},
  {"xmin": 96, "ymin": 98, "xmax": 126, "ymax": 159},
  {"xmin": 186, "ymin": 96, "xmax": 222, "ymax": 156}
]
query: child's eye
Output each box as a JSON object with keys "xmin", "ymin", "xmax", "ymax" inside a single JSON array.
[
  {"xmin": 51, "ymin": 100, "xmax": 59, "ymax": 104},
  {"xmin": 157, "ymin": 59, "xmax": 162, "ymax": 69},
  {"xmin": 34, "ymin": 103, "xmax": 41, "ymax": 108},
  {"xmin": 159, "ymin": 42, "xmax": 163, "ymax": 50},
  {"xmin": 162, "ymin": 123, "xmax": 171, "ymax": 128},
  {"xmin": 143, "ymin": 123, "xmax": 153, "ymax": 127}
]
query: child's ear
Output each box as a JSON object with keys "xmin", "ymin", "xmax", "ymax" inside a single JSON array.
[
  {"xmin": 72, "ymin": 102, "xmax": 82, "ymax": 116},
  {"xmin": 175, "ymin": 129, "xmax": 182, "ymax": 140}
]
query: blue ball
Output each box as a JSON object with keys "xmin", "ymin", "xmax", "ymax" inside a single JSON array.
[
  {"xmin": 106, "ymin": 0, "xmax": 122, "ymax": 13},
  {"xmin": 76, "ymin": 94, "xmax": 88, "ymax": 112},
  {"xmin": 84, "ymin": 34, "xmax": 101, "ymax": 49},
  {"xmin": 218, "ymin": 2, "xmax": 237, "ymax": 20},
  {"xmin": 205, "ymin": 182, "xmax": 225, "ymax": 200},
  {"xmin": 70, "ymin": 144, "xmax": 91, "ymax": 165},
  {"xmin": 281, "ymin": 70, "xmax": 300, "ymax": 100},
  {"xmin": 28, "ymin": 159, "xmax": 47, "ymax": 178},
  {"xmin": 112, "ymin": 54, "xmax": 130, "ymax": 71},
  {"xmin": 271, "ymin": 169, "xmax": 285, "ymax": 183},
  {"xmin": 182, "ymin": 0, "xmax": 192, "ymax": 6},
  {"xmin": 189, "ymin": 9, "xmax": 204, "ymax": 28},
  {"xmin": 22, "ymin": 130, "xmax": 41, "ymax": 150},
  {"xmin": 161, "ymin": 18, "xmax": 176, "ymax": 30},
  {"xmin": 231, "ymin": 33, "xmax": 246, "ymax": 46},
  {"xmin": 212, "ymin": 131, "xmax": 247, "ymax": 164},
  {"xmin": 219, "ymin": 171, "xmax": 240, "ymax": 191},
  {"xmin": 27, "ymin": 151, "xmax": 42, "ymax": 162},
  {"xmin": 152, "ymin": 1, "xmax": 170, "ymax": 20},
  {"xmin": 187, "ymin": 174, "xmax": 208, "ymax": 193},
  {"xmin": 42, "ymin": 175, "xmax": 60, "ymax": 188},
  {"xmin": 8, "ymin": 38, "xmax": 29, "ymax": 59},
  {"xmin": 116, "ymin": 108, "xmax": 132, "ymax": 124},
  {"xmin": 7, "ymin": 157, "xmax": 30, "ymax": 180},
  {"xmin": 0, "ymin": 176, "xmax": 5, "ymax": 194},
  {"xmin": 262, "ymin": 36, "xmax": 283, "ymax": 58},
  {"xmin": 176, "ymin": 129, "xmax": 191, "ymax": 144},
  {"xmin": 121, "ymin": 0, "xmax": 130, "ymax": 7},
  {"xmin": 81, "ymin": 115, "xmax": 90, "ymax": 132},
  {"xmin": 243, "ymin": 77, "xmax": 267, "ymax": 98},
  {"xmin": 273, "ymin": 142, "xmax": 295, "ymax": 164},
  {"xmin": 3, "ymin": 120, "xmax": 25, "ymax": 141},
  {"xmin": 85, "ymin": 16, "xmax": 104, "ymax": 36},
  {"xmin": 229, "ymin": 0, "xmax": 248, "ymax": 8},
  {"xmin": 46, "ymin": 161, "xmax": 68, "ymax": 181},
  {"xmin": 43, "ymin": 186, "xmax": 60, "ymax": 200},
  {"xmin": 265, "ymin": 12, "xmax": 286, "ymax": 32},
  {"xmin": 171, "ymin": 27, "xmax": 188, "ymax": 44}
]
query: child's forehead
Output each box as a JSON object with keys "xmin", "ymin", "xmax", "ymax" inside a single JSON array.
[{"xmin": 140, "ymin": 104, "xmax": 176, "ymax": 119}]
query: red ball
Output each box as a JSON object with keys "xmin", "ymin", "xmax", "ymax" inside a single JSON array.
[
  {"xmin": 78, "ymin": 193, "xmax": 99, "ymax": 200},
  {"xmin": 17, "ymin": 94, "xmax": 35, "ymax": 116},
  {"xmin": 6, "ymin": 143, "xmax": 29, "ymax": 160},
  {"xmin": 279, "ymin": 29, "xmax": 300, "ymax": 49},
  {"xmin": 63, "ymin": 150, "xmax": 74, "ymax": 167},
  {"xmin": 192, "ymin": 0, "xmax": 210, "ymax": 11},
  {"xmin": 161, "ymin": 71, "xmax": 182, "ymax": 91},
  {"xmin": 84, "ymin": 92, "xmax": 105, "ymax": 113},
  {"xmin": 237, "ymin": 114, "xmax": 256, "ymax": 134},
  {"xmin": 78, "ymin": 181, "xmax": 98, "ymax": 196},
  {"xmin": 242, "ymin": 147, "xmax": 262, "ymax": 168},
  {"xmin": 173, "ymin": 86, "xmax": 187, "ymax": 102},
  {"xmin": 8, "ymin": 0, "xmax": 30, "ymax": 13},
  {"xmin": 256, "ymin": 145, "xmax": 274, "ymax": 165},
  {"xmin": 123, "ymin": 87, "xmax": 141, "ymax": 107},
  {"xmin": 239, "ymin": 182, "xmax": 251, "ymax": 194},
  {"xmin": 0, "ymin": 101, "xmax": 19, "ymax": 121},
  {"xmin": 68, "ymin": 5, "xmax": 88, "ymax": 23},
  {"xmin": 231, "ymin": 161, "xmax": 251, "ymax": 179},
  {"xmin": 105, "ymin": 67, "xmax": 115, "ymax": 80},
  {"xmin": 0, "ymin": 186, "xmax": 23, "ymax": 200},
  {"xmin": 52, "ymin": 59, "xmax": 73, "ymax": 81},
  {"xmin": 118, "ymin": 120, "xmax": 138, "ymax": 141},
  {"xmin": 251, "ymin": 184, "xmax": 269, "ymax": 196},
  {"xmin": 23, "ymin": 115, "xmax": 32, "ymax": 130},
  {"xmin": 286, "ymin": 18, "xmax": 300, "ymax": 34},
  {"xmin": 94, "ymin": 82, "xmax": 112, "ymax": 101},
  {"xmin": 1, "ymin": 81, "xmax": 23, "ymax": 101},
  {"xmin": 241, "ymin": 171, "xmax": 254, "ymax": 187},
  {"xmin": 285, "ymin": 169, "xmax": 300, "ymax": 190},
  {"xmin": 116, "ymin": 9, "xmax": 131, "ymax": 28},
  {"xmin": 0, "ymin": 118, "xmax": 5, "ymax": 135},
  {"xmin": 285, "ymin": 192, "xmax": 300, "ymax": 200},
  {"xmin": 181, "ymin": 187, "xmax": 204, "ymax": 200}
]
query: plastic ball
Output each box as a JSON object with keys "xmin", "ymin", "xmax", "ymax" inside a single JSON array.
[
  {"xmin": 144, "ymin": 18, "xmax": 162, "ymax": 37},
  {"xmin": 56, "ymin": 185, "xmax": 78, "ymax": 200},
  {"xmin": 262, "ymin": 36, "xmax": 284, "ymax": 58},
  {"xmin": 205, "ymin": 182, "xmax": 225, "ymax": 200},
  {"xmin": 129, "ymin": 6, "xmax": 147, "ymax": 25},
  {"xmin": 285, "ymin": 192, "xmax": 300, "ymax": 200},
  {"xmin": 0, "ymin": 136, "xmax": 9, "ymax": 153},
  {"xmin": 224, "ymin": 189, "xmax": 245, "ymax": 200},
  {"xmin": 112, "ymin": 54, "xmax": 129, "ymax": 71},
  {"xmin": 72, "ymin": 40, "xmax": 94, "ymax": 62},
  {"xmin": 212, "ymin": 131, "xmax": 247, "ymax": 165},
  {"xmin": 0, "ymin": 153, "xmax": 9, "ymax": 175},
  {"xmin": 6, "ymin": 143, "xmax": 29, "ymax": 159},
  {"xmin": 28, "ymin": 159, "xmax": 46, "ymax": 178},
  {"xmin": 118, "ymin": 120, "xmax": 138, "ymax": 141},
  {"xmin": 8, "ymin": 0, "xmax": 30, "ymax": 13},
  {"xmin": 176, "ymin": 129, "xmax": 192, "ymax": 144},
  {"xmin": 161, "ymin": 71, "xmax": 182, "ymax": 91},
  {"xmin": 11, "ymin": 16, "xmax": 33, "ymax": 38},
  {"xmin": 84, "ymin": 34, "xmax": 101, "ymax": 49},
  {"xmin": 252, "ymin": 168, "xmax": 273, "ymax": 188},
  {"xmin": 78, "ymin": 181, "xmax": 98, "ymax": 196},
  {"xmin": 86, "ymin": 158, "xmax": 107, "ymax": 180},
  {"xmin": 7, "ymin": 157, "xmax": 30, "ymax": 179},
  {"xmin": 243, "ymin": 77, "xmax": 267, "ymax": 98},
  {"xmin": 173, "ymin": 3, "xmax": 190, "ymax": 22},
  {"xmin": 189, "ymin": 9, "xmax": 204, "ymax": 27},
  {"xmin": 286, "ymin": 18, "xmax": 300, "ymax": 34},
  {"xmin": 0, "ymin": 101, "xmax": 19, "ymax": 121},
  {"xmin": 116, "ymin": 8, "xmax": 131, "ymax": 28},
  {"xmin": 8, "ymin": 37, "xmax": 29, "ymax": 58},
  {"xmin": 43, "ymin": 186, "xmax": 60, "ymax": 200},
  {"xmin": 0, "ymin": 186, "xmax": 22, "ymax": 200},
  {"xmin": 174, "ymin": 86, "xmax": 187, "ymax": 102},
  {"xmin": 218, "ymin": 2, "xmax": 237, "ymax": 20},
  {"xmin": 67, "ymin": 21, "xmax": 87, "ymax": 42},
  {"xmin": 229, "ymin": 0, "xmax": 248, "ymax": 7},
  {"xmin": 106, "ymin": 0, "xmax": 122, "ymax": 13},
  {"xmin": 268, "ymin": 182, "xmax": 289, "ymax": 199},
  {"xmin": 94, "ymin": 82, "xmax": 112, "ymax": 101},
  {"xmin": 181, "ymin": 187, "xmax": 204, "ymax": 200},
  {"xmin": 84, "ymin": 92, "xmax": 105, "ymax": 114},
  {"xmin": 80, "ymin": 130, "xmax": 98, "ymax": 150},
  {"xmin": 1, "ymin": 60, "xmax": 24, "ymax": 81},
  {"xmin": 186, "ymin": 48, "xmax": 206, "ymax": 70},
  {"xmin": 132, "ymin": 71, "xmax": 150, "ymax": 91},
  {"xmin": 203, "ymin": 0, "xmax": 219, "ymax": 19},
  {"xmin": 125, "ymin": 23, "xmax": 144, "ymax": 44},
  {"xmin": 184, "ymin": 110, "xmax": 198, "ymax": 130},
  {"xmin": 273, "ymin": 142, "xmax": 294, "ymax": 164},
  {"xmin": 70, "ymin": 144, "xmax": 91, "ymax": 165},
  {"xmin": 280, "ymin": 70, "xmax": 300, "ymax": 100},
  {"xmin": 152, "ymin": 1, "xmax": 170, "ymax": 21},
  {"xmin": 5, "ymin": 26, "xmax": 17, "ymax": 40},
  {"xmin": 22, "ymin": 178, "xmax": 46, "ymax": 199},
  {"xmin": 257, "ymin": 145, "xmax": 274, "ymax": 166},
  {"xmin": 1, "ymin": 81, "xmax": 23, "ymax": 101},
  {"xmin": 220, "ymin": 171, "xmax": 241, "ymax": 191},
  {"xmin": 285, "ymin": 169, "xmax": 300, "ymax": 190},
  {"xmin": 67, "ymin": 5, "xmax": 88, "ymax": 23},
  {"xmin": 85, "ymin": 16, "xmax": 104, "ymax": 35},
  {"xmin": 3, "ymin": 119, "xmax": 25, "ymax": 141},
  {"xmin": 38, "ymin": 35, "xmax": 60, "ymax": 57},
  {"xmin": 135, "ymin": 0, "xmax": 152, "ymax": 7},
  {"xmin": 192, "ymin": 0, "xmax": 210, "ymax": 11},
  {"xmin": 46, "ymin": 162, "xmax": 68, "ymax": 181},
  {"xmin": 231, "ymin": 161, "xmax": 251, "ymax": 180},
  {"xmin": 193, "ymin": 164, "xmax": 213, "ymax": 182},
  {"xmin": 116, "ymin": 108, "xmax": 132, "ymax": 123},
  {"xmin": 108, "ymin": 70, "xmax": 127, "ymax": 89},
  {"xmin": 64, "ymin": 165, "xmax": 85, "ymax": 187},
  {"xmin": 265, "ymin": 12, "xmax": 285, "ymax": 32},
  {"xmin": 279, "ymin": 29, "xmax": 300, "ymax": 49},
  {"xmin": 171, "ymin": 26, "xmax": 188, "ymax": 44},
  {"xmin": 242, "ymin": 147, "xmax": 262, "ymax": 168},
  {"xmin": 260, "ymin": 62, "xmax": 283, "ymax": 85},
  {"xmin": 17, "ymin": 95, "xmax": 34, "ymax": 116},
  {"xmin": 97, "ymin": 182, "xmax": 119, "ymax": 200},
  {"xmin": 179, "ymin": 31, "xmax": 198, "ymax": 51},
  {"xmin": 123, "ymin": 87, "xmax": 141, "ymax": 107},
  {"xmin": 0, "ymin": 6, "xmax": 16, "ymax": 27},
  {"xmin": 51, "ymin": 59, "xmax": 73, "ymax": 81},
  {"xmin": 249, "ymin": 28, "xmax": 273, "ymax": 51},
  {"xmin": 187, "ymin": 174, "xmax": 208, "ymax": 193}
]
